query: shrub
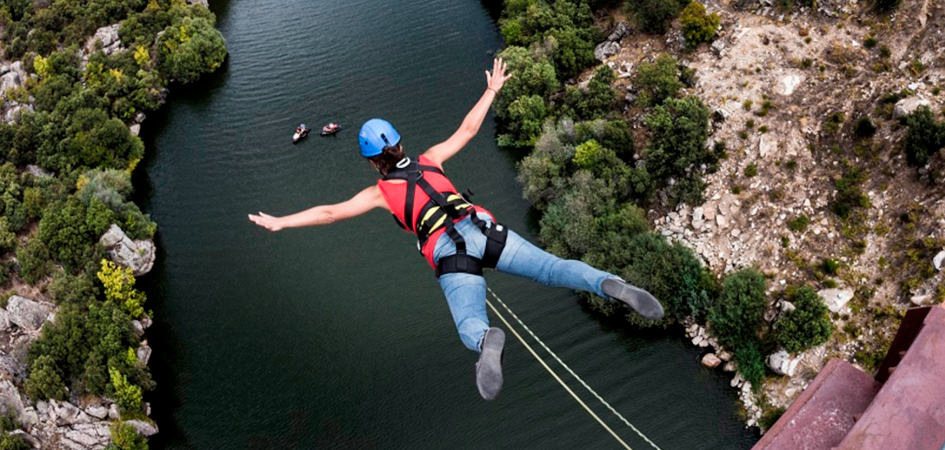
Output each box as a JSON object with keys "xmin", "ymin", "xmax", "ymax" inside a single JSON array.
[
  {"xmin": 16, "ymin": 239, "xmax": 51, "ymax": 285},
  {"xmin": 824, "ymin": 112, "xmax": 844, "ymax": 134},
  {"xmin": 787, "ymin": 215, "xmax": 809, "ymax": 232},
  {"xmin": 864, "ymin": 36, "xmax": 877, "ymax": 49},
  {"xmin": 853, "ymin": 117, "xmax": 877, "ymax": 139},
  {"xmin": 832, "ymin": 167, "xmax": 870, "ymax": 219},
  {"xmin": 24, "ymin": 355, "xmax": 67, "ymax": 401},
  {"xmin": 744, "ymin": 163, "xmax": 758, "ymax": 177},
  {"xmin": 157, "ymin": 15, "xmax": 227, "ymax": 84},
  {"xmin": 573, "ymin": 139, "xmax": 612, "ymax": 170},
  {"xmin": 643, "ymin": 95, "xmax": 712, "ymax": 202},
  {"xmin": 775, "ymin": 286, "xmax": 834, "ymax": 353},
  {"xmin": 633, "ymin": 0, "xmax": 687, "ymax": 34},
  {"xmin": 97, "ymin": 259, "xmax": 146, "ymax": 318},
  {"xmin": 500, "ymin": 94, "xmax": 548, "ymax": 148},
  {"xmin": 109, "ymin": 422, "xmax": 148, "ymax": 450},
  {"xmin": 735, "ymin": 341, "xmax": 766, "ymax": 388},
  {"xmin": 680, "ymin": 2, "xmax": 719, "ymax": 48},
  {"xmin": 109, "ymin": 366, "xmax": 142, "ymax": 416},
  {"xmin": 709, "ymin": 268, "xmax": 767, "ymax": 350},
  {"xmin": 634, "ymin": 54, "xmax": 684, "ymax": 107},
  {"xmin": 902, "ymin": 105, "xmax": 945, "ymax": 166},
  {"xmin": 821, "ymin": 258, "xmax": 840, "ymax": 275}
]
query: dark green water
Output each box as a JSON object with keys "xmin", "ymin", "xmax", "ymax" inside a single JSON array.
[{"xmin": 135, "ymin": 0, "xmax": 760, "ymax": 448}]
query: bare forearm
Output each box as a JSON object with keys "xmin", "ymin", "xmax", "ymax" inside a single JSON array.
[
  {"xmin": 277, "ymin": 205, "xmax": 337, "ymax": 228},
  {"xmin": 458, "ymin": 88, "xmax": 497, "ymax": 136}
]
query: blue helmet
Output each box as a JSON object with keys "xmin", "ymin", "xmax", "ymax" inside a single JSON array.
[{"xmin": 358, "ymin": 119, "xmax": 401, "ymax": 157}]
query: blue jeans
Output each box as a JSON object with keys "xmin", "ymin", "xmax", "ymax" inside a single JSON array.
[{"xmin": 433, "ymin": 213, "xmax": 615, "ymax": 352}]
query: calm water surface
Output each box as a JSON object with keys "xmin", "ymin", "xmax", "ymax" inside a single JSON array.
[{"xmin": 135, "ymin": 0, "xmax": 761, "ymax": 448}]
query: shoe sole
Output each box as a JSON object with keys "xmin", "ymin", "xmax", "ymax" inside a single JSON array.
[
  {"xmin": 476, "ymin": 328, "xmax": 505, "ymax": 401},
  {"xmin": 602, "ymin": 279, "xmax": 665, "ymax": 320}
]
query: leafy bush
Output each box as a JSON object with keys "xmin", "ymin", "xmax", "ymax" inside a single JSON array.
[
  {"xmin": 734, "ymin": 341, "xmax": 766, "ymax": 388},
  {"xmin": 500, "ymin": 95, "xmax": 548, "ymax": 148},
  {"xmin": 109, "ymin": 366, "xmax": 142, "ymax": 416},
  {"xmin": 744, "ymin": 163, "xmax": 758, "ymax": 177},
  {"xmin": 643, "ymin": 95, "xmax": 712, "ymax": 203},
  {"xmin": 497, "ymin": 0, "xmax": 597, "ymax": 80},
  {"xmin": 902, "ymin": 105, "xmax": 945, "ymax": 166},
  {"xmin": 709, "ymin": 268, "xmax": 767, "ymax": 350},
  {"xmin": 832, "ymin": 167, "xmax": 870, "ymax": 219},
  {"xmin": 634, "ymin": 54, "xmax": 684, "ymax": 107},
  {"xmin": 109, "ymin": 422, "xmax": 148, "ymax": 450},
  {"xmin": 97, "ymin": 259, "xmax": 146, "ymax": 318},
  {"xmin": 786, "ymin": 215, "xmax": 809, "ymax": 232},
  {"xmin": 774, "ymin": 286, "xmax": 834, "ymax": 353},
  {"xmin": 15, "ymin": 238, "xmax": 50, "ymax": 285},
  {"xmin": 157, "ymin": 15, "xmax": 227, "ymax": 84},
  {"xmin": 873, "ymin": 0, "xmax": 901, "ymax": 12},
  {"xmin": 853, "ymin": 116, "xmax": 877, "ymax": 139},
  {"xmin": 561, "ymin": 66, "xmax": 617, "ymax": 120},
  {"xmin": 680, "ymin": 2, "xmax": 719, "ymax": 48},
  {"xmin": 24, "ymin": 355, "xmax": 66, "ymax": 401},
  {"xmin": 632, "ymin": 0, "xmax": 687, "ymax": 34}
]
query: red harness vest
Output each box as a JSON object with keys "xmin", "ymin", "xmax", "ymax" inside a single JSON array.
[{"xmin": 377, "ymin": 155, "xmax": 494, "ymax": 269}]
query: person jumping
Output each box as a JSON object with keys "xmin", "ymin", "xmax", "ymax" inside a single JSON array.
[{"xmin": 248, "ymin": 58, "xmax": 663, "ymax": 401}]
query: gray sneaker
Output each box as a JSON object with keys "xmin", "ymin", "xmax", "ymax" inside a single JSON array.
[
  {"xmin": 475, "ymin": 327, "xmax": 505, "ymax": 401},
  {"xmin": 601, "ymin": 278, "xmax": 665, "ymax": 320}
]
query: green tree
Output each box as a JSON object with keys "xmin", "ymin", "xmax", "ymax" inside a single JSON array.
[
  {"xmin": 499, "ymin": 95, "xmax": 548, "ymax": 148},
  {"xmin": 24, "ymin": 355, "xmax": 67, "ymax": 401},
  {"xmin": 109, "ymin": 366, "xmax": 142, "ymax": 415},
  {"xmin": 38, "ymin": 198, "xmax": 96, "ymax": 271},
  {"xmin": 709, "ymin": 268, "xmax": 767, "ymax": 350},
  {"xmin": 634, "ymin": 54, "xmax": 684, "ymax": 107},
  {"xmin": 97, "ymin": 259, "xmax": 146, "ymax": 318},
  {"xmin": 774, "ymin": 286, "xmax": 834, "ymax": 353},
  {"xmin": 643, "ymin": 95, "xmax": 711, "ymax": 203},
  {"xmin": 495, "ymin": 46, "xmax": 557, "ymax": 120},
  {"xmin": 109, "ymin": 422, "xmax": 148, "ymax": 450},
  {"xmin": 734, "ymin": 341, "xmax": 766, "ymax": 388},
  {"xmin": 158, "ymin": 16, "xmax": 227, "ymax": 84},
  {"xmin": 902, "ymin": 105, "xmax": 945, "ymax": 166},
  {"xmin": 632, "ymin": 0, "xmax": 687, "ymax": 34},
  {"xmin": 16, "ymin": 238, "xmax": 51, "ymax": 285},
  {"xmin": 680, "ymin": 2, "xmax": 719, "ymax": 48}
]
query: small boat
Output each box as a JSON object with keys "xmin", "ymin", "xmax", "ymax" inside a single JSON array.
[
  {"xmin": 320, "ymin": 122, "xmax": 341, "ymax": 136},
  {"xmin": 293, "ymin": 124, "xmax": 310, "ymax": 143}
]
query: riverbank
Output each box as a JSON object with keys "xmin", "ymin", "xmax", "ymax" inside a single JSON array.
[
  {"xmin": 495, "ymin": 0, "xmax": 944, "ymax": 432},
  {"xmin": 0, "ymin": 1, "xmax": 226, "ymax": 448}
]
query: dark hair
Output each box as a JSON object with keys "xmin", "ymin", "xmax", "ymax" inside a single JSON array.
[{"xmin": 368, "ymin": 143, "xmax": 406, "ymax": 176}]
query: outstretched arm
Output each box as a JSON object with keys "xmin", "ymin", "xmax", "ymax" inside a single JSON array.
[
  {"xmin": 423, "ymin": 57, "xmax": 513, "ymax": 166},
  {"xmin": 249, "ymin": 185, "xmax": 388, "ymax": 231}
]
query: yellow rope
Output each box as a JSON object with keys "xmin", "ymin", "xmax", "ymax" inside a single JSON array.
[
  {"xmin": 485, "ymin": 297, "xmax": 634, "ymax": 450},
  {"xmin": 487, "ymin": 287, "xmax": 663, "ymax": 450}
]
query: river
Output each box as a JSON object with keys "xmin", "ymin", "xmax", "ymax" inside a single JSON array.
[{"xmin": 133, "ymin": 0, "xmax": 760, "ymax": 448}]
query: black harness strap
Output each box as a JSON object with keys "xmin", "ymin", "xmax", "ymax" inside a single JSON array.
[{"xmin": 383, "ymin": 157, "xmax": 508, "ymax": 278}]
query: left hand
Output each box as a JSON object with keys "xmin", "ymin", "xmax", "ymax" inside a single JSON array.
[{"xmin": 485, "ymin": 57, "xmax": 513, "ymax": 94}]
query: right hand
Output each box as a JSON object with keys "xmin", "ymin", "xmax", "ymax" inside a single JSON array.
[
  {"xmin": 248, "ymin": 212, "xmax": 284, "ymax": 232},
  {"xmin": 485, "ymin": 57, "xmax": 513, "ymax": 94}
]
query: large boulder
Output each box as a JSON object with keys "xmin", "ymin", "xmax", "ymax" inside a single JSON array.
[
  {"xmin": 767, "ymin": 349, "xmax": 801, "ymax": 376},
  {"xmin": 594, "ymin": 41, "xmax": 620, "ymax": 61},
  {"xmin": 0, "ymin": 351, "xmax": 25, "ymax": 381},
  {"xmin": 0, "ymin": 71, "xmax": 22, "ymax": 93},
  {"xmin": 6, "ymin": 296, "xmax": 51, "ymax": 331},
  {"xmin": 124, "ymin": 419, "xmax": 159, "ymax": 436},
  {"xmin": 50, "ymin": 400, "xmax": 92, "ymax": 426},
  {"xmin": 701, "ymin": 353, "xmax": 722, "ymax": 368},
  {"xmin": 892, "ymin": 97, "xmax": 931, "ymax": 119},
  {"xmin": 99, "ymin": 224, "xmax": 156, "ymax": 276},
  {"xmin": 85, "ymin": 24, "xmax": 122, "ymax": 55},
  {"xmin": 818, "ymin": 288, "xmax": 854, "ymax": 313},
  {"xmin": 185, "ymin": 0, "xmax": 209, "ymax": 6},
  {"xmin": 606, "ymin": 21, "xmax": 631, "ymax": 42}
]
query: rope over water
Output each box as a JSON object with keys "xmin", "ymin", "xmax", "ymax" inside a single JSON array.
[{"xmin": 485, "ymin": 287, "xmax": 662, "ymax": 450}]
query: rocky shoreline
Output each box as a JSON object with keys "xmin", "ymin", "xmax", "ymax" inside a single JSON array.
[{"xmin": 588, "ymin": 0, "xmax": 945, "ymax": 430}]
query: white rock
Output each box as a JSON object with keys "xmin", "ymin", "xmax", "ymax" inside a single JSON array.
[
  {"xmin": 99, "ymin": 224, "xmax": 155, "ymax": 276},
  {"xmin": 108, "ymin": 404, "xmax": 120, "ymax": 420},
  {"xmin": 781, "ymin": 74, "xmax": 803, "ymax": 96},
  {"xmin": 701, "ymin": 353, "xmax": 722, "ymax": 368},
  {"xmin": 124, "ymin": 419, "xmax": 159, "ymax": 437},
  {"xmin": 767, "ymin": 349, "xmax": 800, "ymax": 376},
  {"xmin": 933, "ymin": 250, "xmax": 945, "ymax": 271},
  {"xmin": 892, "ymin": 97, "xmax": 931, "ymax": 119},
  {"xmin": 136, "ymin": 344, "xmax": 152, "ymax": 365},
  {"xmin": 85, "ymin": 405, "xmax": 109, "ymax": 420},
  {"xmin": 129, "ymin": 124, "xmax": 141, "ymax": 136},
  {"xmin": 723, "ymin": 361, "xmax": 737, "ymax": 372},
  {"xmin": 910, "ymin": 294, "xmax": 932, "ymax": 306},
  {"xmin": 818, "ymin": 288, "xmax": 854, "ymax": 313},
  {"xmin": 780, "ymin": 301, "xmax": 796, "ymax": 314},
  {"xmin": 692, "ymin": 336, "xmax": 705, "ymax": 346},
  {"xmin": 716, "ymin": 215, "xmax": 728, "ymax": 228},
  {"xmin": 6, "ymin": 296, "xmax": 51, "ymax": 331}
]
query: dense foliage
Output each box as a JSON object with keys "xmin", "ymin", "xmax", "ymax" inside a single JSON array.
[
  {"xmin": 679, "ymin": 2, "xmax": 719, "ymax": 48},
  {"xmin": 630, "ymin": 0, "xmax": 688, "ymax": 34},
  {"xmin": 902, "ymin": 105, "xmax": 945, "ymax": 167},
  {"xmin": 709, "ymin": 268, "xmax": 768, "ymax": 386},
  {"xmin": 774, "ymin": 286, "xmax": 834, "ymax": 353},
  {"xmin": 0, "ymin": 1, "xmax": 226, "ymax": 446}
]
